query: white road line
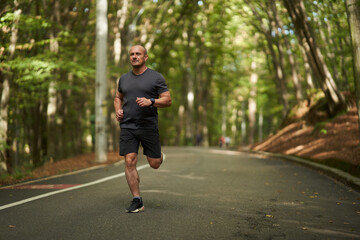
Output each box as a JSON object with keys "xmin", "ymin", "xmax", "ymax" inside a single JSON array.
[{"xmin": 0, "ymin": 164, "xmax": 150, "ymax": 211}]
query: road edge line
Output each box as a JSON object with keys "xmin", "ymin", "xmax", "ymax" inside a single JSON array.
[
  {"xmin": 0, "ymin": 164, "xmax": 149, "ymax": 211},
  {"xmin": 0, "ymin": 160, "xmax": 125, "ymax": 190}
]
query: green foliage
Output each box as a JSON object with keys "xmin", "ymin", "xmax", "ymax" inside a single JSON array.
[{"xmin": 0, "ymin": 0, "xmax": 356, "ymax": 172}]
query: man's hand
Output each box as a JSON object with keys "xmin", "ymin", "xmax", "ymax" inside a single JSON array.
[
  {"xmin": 116, "ymin": 109, "xmax": 124, "ymax": 121},
  {"xmin": 136, "ymin": 97, "xmax": 152, "ymax": 107}
]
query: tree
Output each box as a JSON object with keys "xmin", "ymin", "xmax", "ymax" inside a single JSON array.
[
  {"xmin": 283, "ymin": 0, "xmax": 346, "ymax": 116},
  {"xmin": 346, "ymin": 0, "xmax": 360, "ymax": 139},
  {"xmin": 95, "ymin": 0, "xmax": 108, "ymax": 163},
  {"xmin": 0, "ymin": 0, "xmax": 21, "ymax": 173}
]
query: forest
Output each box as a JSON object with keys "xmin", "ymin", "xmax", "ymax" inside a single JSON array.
[{"xmin": 0, "ymin": 0, "xmax": 359, "ymax": 174}]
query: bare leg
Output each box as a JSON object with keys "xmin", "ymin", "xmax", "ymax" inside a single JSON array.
[
  {"xmin": 147, "ymin": 153, "xmax": 164, "ymax": 169},
  {"xmin": 125, "ymin": 153, "xmax": 140, "ymax": 197}
]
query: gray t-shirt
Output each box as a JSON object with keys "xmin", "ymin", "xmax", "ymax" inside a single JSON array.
[{"xmin": 118, "ymin": 68, "xmax": 169, "ymax": 129}]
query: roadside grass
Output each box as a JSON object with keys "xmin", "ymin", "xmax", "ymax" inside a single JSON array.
[{"xmin": 0, "ymin": 167, "xmax": 34, "ymax": 186}]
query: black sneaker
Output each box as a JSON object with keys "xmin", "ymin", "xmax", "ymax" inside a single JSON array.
[{"xmin": 125, "ymin": 198, "xmax": 144, "ymax": 213}]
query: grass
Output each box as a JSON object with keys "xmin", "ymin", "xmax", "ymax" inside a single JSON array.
[{"xmin": 0, "ymin": 167, "xmax": 34, "ymax": 186}]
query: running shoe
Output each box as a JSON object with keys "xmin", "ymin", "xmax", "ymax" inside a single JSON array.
[{"xmin": 126, "ymin": 198, "xmax": 144, "ymax": 213}]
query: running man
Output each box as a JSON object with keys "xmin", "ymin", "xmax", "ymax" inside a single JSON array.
[{"xmin": 114, "ymin": 45, "xmax": 172, "ymax": 213}]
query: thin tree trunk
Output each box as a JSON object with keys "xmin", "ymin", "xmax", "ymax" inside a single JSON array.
[
  {"xmin": 241, "ymin": 101, "xmax": 247, "ymax": 145},
  {"xmin": 0, "ymin": 2, "xmax": 21, "ymax": 173},
  {"xmin": 300, "ymin": 46, "xmax": 315, "ymax": 88},
  {"xmin": 221, "ymin": 94, "xmax": 227, "ymax": 139},
  {"xmin": 345, "ymin": 0, "xmax": 360, "ymax": 139},
  {"xmin": 46, "ymin": 0, "xmax": 60, "ymax": 161},
  {"xmin": 244, "ymin": 0, "xmax": 289, "ymax": 117},
  {"xmin": 330, "ymin": 1, "xmax": 349, "ymax": 88},
  {"xmin": 314, "ymin": 13, "xmax": 341, "ymax": 89},
  {"xmin": 248, "ymin": 60, "xmax": 257, "ymax": 146},
  {"xmin": 266, "ymin": 33, "xmax": 289, "ymax": 117},
  {"xmin": 258, "ymin": 109, "xmax": 263, "ymax": 142},
  {"xmin": 114, "ymin": 0, "xmax": 128, "ymax": 66},
  {"xmin": 270, "ymin": 0, "xmax": 303, "ymax": 102},
  {"xmin": 184, "ymin": 25, "xmax": 194, "ymax": 145}
]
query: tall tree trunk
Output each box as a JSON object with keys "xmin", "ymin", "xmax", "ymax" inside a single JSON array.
[
  {"xmin": 201, "ymin": 60, "xmax": 213, "ymax": 147},
  {"xmin": 283, "ymin": 0, "xmax": 346, "ymax": 115},
  {"xmin": 0, "ymin": 2, "xmax": 21, "ymax": 173},
  {"xmin": 95, "ymin": 0, "xmax": 108, "ymax": 162},
  {"xmin": 346, "ymin": 0, "xmax": 360, "ymax": 139},
  {"xmin": 114, "ymin": 0, "xmax": 128, "ymax": 66},
  {"xmin": 244, "ymin": 0, "xmax": 289, "ymax": 117},
  {"xmin": 248, "ymin": 60, "xmax": 257, "ymax": 146},
  {"xmin": 300, "ymin": 46, "xmax": 315, "ymax": 89},
  {"xmin": 184, "ymin": 25, "xmax": 194, "ymax": 145},
  {"xmin": 266, "ymin": 33, "xmax": 289, "ymax": 117},
  {"xmin": 330, "ymin": 0, "xmax": 349, "ymax": 88},
  {"xmin": 241, "ymin": 101, "xmax": 247, "ymax": 145},
  {"xmin": 314, "ymin": 13, "xmax": 341, "ymax": 89},
  {"xmin": 46, "ymin": 0, "xmax": 60, "ymax": 161},
  {"xmin": 270, "ymin": 0, "xmax": 303, "ymax": 102},
  {"xmin": 258, "ymin": 109, "xmax": 263, "ymax": 142}
]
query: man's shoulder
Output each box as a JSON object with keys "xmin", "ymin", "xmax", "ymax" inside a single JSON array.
[
  {"xmin": 120, "ymin": 70, "xmax": 132, "ymax": 79},
  {"xmin": 118, "ymin": 71, "xmax": 133, "ymax": 83},
  {"xmin": 146, "ymin": 68, "xmax": 164, "ymax": 78}
]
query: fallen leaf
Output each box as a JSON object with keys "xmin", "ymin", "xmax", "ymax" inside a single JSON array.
[
  {"xmin": 302, "ymin": 227, "xmax": 308, "ymax": 230},
  {"xmin": 266, "ymin": 214, "xmax": 273, "ymax": 218},
  {"xmin": 8, "ymin": 225, "xmax": 16, "ymax": 228}
]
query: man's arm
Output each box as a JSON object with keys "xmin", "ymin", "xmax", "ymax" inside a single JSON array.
[
  {"xmin": 114, "ymin": 91, "xmax": 124, "ymax": 121},
  {"xmin": 136, "ymin": 91, "xmax": 172, "ymax": 108}
]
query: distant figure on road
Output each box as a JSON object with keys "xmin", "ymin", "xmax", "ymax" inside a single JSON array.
[
  {"xmin": 225, "ymin": 136, "xmax": 231, "ymax": 147},
  {"xmin": 219, "ymin": 136, "xmax": 225, "ymax": 148},
  {"xmin": 114, "ymin": 45, "xmax": 172, "ymax": 213},
  {"xmin": 196, "ymin": 133, "xmax": 203, "ymax": 146}
]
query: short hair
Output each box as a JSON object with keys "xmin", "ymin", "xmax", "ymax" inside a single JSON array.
[{"xmin": 129, "ymin": 45, "xmax": 147, "ymax": 55}]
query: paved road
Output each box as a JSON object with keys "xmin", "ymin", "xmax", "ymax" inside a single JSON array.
[{"xmin": 1, "ymin": 147, "xmax": 359, "ymax": 240}]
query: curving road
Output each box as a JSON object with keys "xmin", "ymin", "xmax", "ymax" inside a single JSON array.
[{"xmin": 1, "ymin": 147, "xmax": 359, "ymax": 240}]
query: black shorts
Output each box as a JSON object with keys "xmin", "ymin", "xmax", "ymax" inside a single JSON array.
[{"xmin": 119, "ymin": 128, "xmax": 161, "ymax": 158}]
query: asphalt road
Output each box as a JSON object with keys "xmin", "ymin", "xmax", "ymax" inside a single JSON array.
[{"xmin": 0, "ymin": 147, "xmax": 359, "ymax": 240}]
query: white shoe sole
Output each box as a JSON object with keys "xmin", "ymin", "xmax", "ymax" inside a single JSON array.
[
  {"xmin": 126, "ymin": 206, "xmax": 145, "ymax": 213},
  {"xmin": 161, "ymin": 152, "xmax": 166, "ymax": 163}
]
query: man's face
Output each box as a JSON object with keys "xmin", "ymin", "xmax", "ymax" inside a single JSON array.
[{"xmin": 129, "ymin": 46, "xmax": 148, "ymax": 67}]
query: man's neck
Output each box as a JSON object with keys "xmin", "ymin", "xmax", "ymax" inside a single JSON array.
[{"xmin": 132, "ymin": 66, "xmax": 148, "ymax": 75}]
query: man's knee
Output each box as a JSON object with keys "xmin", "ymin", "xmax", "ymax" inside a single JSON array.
[
  {"xmin": 125, "ymin": 153, "xmax": 137, "ymax": 168},
  {"xmin": 147, "ymin": 157, "xmax": 161, "ymax": 169}
]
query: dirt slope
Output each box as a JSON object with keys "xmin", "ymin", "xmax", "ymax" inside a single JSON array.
[{"xmin": 253, "ymin": 93, "xmax": 360, "ymax": 175}]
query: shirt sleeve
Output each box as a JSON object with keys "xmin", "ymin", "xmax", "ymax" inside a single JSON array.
[
  {"xmin": 156, "ymin": 74, "xmax": 169, "ymax": 95},
  {"xmin": 117, "ymin": 77, "xmax": 122, "ymax": 93}
]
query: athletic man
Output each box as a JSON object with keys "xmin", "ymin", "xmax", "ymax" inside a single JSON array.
[{"xmin": 114, "ymin": 45, "xmax": 172, "ymax": 213}]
